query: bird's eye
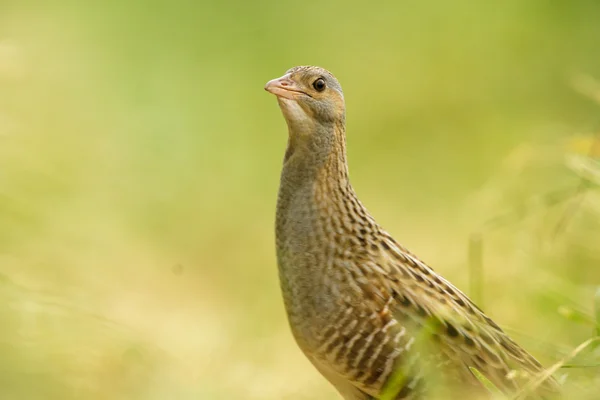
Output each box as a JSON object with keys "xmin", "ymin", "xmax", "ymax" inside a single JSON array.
[{"xmin": 312, "ymin": 78, "xmax": 326, "ymax": 92}]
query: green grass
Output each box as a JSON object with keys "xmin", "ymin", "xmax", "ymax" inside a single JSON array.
[
  {"xmin": 469, "ymin": 367, "xmax": 504, "ymax": 399},
  {"xmin": 1, "ymin": 1, "xmax": 600, "ymax": 399},
  {"xmin": 594, "ymin": 287, "xmax": 600, "ymax": 337}
]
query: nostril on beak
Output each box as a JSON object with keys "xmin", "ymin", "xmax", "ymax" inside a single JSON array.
[{"xmin": 264, "ymin": 74, "xmax": 294, "ymax": 94}]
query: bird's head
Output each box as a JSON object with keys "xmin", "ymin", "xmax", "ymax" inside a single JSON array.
[{"xmin": 265, "ymin": 66, "xmax": 345, "ymax": 133}]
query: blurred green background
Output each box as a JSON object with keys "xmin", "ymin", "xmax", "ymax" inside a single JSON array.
[{"xmin": 1, "ymin": 1, "xmax": 599, "ymax": 399}]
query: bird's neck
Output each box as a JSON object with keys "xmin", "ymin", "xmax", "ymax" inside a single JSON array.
[
  {"xmin": 275, "ymin": 121, "xmax": 358, "ymax": 336},
  {"xmin": 275, "ymin": 119, "xmax": 372, "ymax": 264},
  {"xmin": 277, "ymin": 120, "xmax": 351, "ymax": 215}
]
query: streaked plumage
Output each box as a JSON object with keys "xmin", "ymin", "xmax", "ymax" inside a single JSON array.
[{"xmin": 265, "ymin": 66, "xmax": 560, "ymax": 399}]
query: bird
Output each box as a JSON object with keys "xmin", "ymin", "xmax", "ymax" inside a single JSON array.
[{"xmin": 264, "ymin": 66, "xmax": 560, "ymax": 400}]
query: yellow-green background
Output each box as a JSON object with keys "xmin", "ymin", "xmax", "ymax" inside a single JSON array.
[{"xmin": 0, "ymin": 1, "xmax": 599, "ymax": 399}]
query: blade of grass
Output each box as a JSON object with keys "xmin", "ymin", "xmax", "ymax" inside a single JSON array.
[
  {"xmin": 379, "ymin": 318, "xmax": 443, "ymax": 400},
  {"xmin": 469, "ymin": 366, "xmax": 505, "ymax": 399},
  {"xmin": 511, "ymin": 337, "xmax": 600, "ymax": 400},
  {"xmin": 553, "ymin": 73, "xmax": 600, "ymax": 239},
  {"xmin": 557, "ymin": 305, "xmax": 597, "ymax": 328},
  {"xmin": 594, "ymin": 287, "xmax": 600, "ymax": 337},
  {"xmin": 561, "ymin": 363, "xmax": 600, "ymax": 369}
]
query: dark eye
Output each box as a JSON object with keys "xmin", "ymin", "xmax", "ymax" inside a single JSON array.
[{"xmin": 312, "ymin": 78, "xmax": 326, "ymax": 92}]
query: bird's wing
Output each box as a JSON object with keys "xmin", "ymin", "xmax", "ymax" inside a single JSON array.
[
  {"xmin": 310, "ymin": 230, "xmax": 559, "ymax": 399},
  {"xmin": 370, "ymin": 232, "xmax": 561, "ymax": 397}
]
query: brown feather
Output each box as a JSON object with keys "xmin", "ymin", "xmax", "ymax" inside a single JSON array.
[{"xmin": 269, "ymin": 66, "xmax": 560, "ymax": 399}]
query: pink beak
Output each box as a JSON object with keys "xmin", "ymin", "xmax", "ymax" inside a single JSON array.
[{"xmin": 264, "ymin": 74, "xmax": 306, "ymax": 100}]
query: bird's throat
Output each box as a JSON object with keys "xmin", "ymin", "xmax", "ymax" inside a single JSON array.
[
  {"xmin": 277, "ymin": 121, "xmax": 351, "ymax": 239},
  {"xmin": 280, "ymin": 121, "xmax": 348, "ymax": 189}
]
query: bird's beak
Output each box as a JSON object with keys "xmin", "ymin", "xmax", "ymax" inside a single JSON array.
[{"xmin": 264, "ymin": 74, "xmax": 306, "ymax": 100}]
